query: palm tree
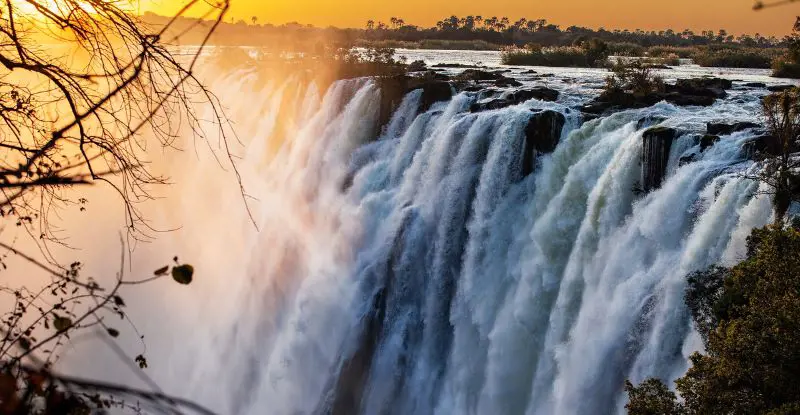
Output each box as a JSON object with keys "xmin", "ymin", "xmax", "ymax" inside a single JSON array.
[
  {"xmin": 251, "ymin": 16, "xmax": 258, "ymax": 25},
  {"xmin": 499, "ymin": 17, "xmax": 510, "ymax": 31}
]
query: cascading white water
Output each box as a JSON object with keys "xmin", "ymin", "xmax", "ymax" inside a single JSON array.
[{"xmin": 60, "ymin": 65, "xmax": 779, "ymax": 415}]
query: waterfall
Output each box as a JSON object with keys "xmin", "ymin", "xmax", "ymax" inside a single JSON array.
[{"xmin": 63, "ymin": 72, "xmax": 774, "ymax": 415}]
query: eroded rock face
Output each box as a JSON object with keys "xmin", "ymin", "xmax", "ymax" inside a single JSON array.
[
  {"xmin": 582, "ymin": 77, "xmax": 734, "ymax": 115},
  {"xmin": 522, "ymin": 110, "xmax": 566, "ymax": 177},
  {"xmin": 494, "ymin": 78, "xmax": 523, "ymax": 88},
  {"xmin": 407, "ymin": 60, "xmax": 427, "ymax": 72},
  {"xmin": 454, "ymin": 69, "xmax": 524, "ymax": 88},
  {"xmin": 743, "ymin": 134, "xmax": 783, "ymax": 159},
  {"xmin": 511, "ymin": 87, "xmax": 560, "ymax": 103},
  {"xmin": 377, "ymin": 75, "xmax": 454, "ymax": 132},
  {"xmin": 470, "ymin": 87, "xmax": 560, "ymax": 112},
  {"xmin": 700, "ymin": 134, "xmax": 721, "ymax": 152},
  {"xmin": 768, "ymin": 84, "xmax": 795, "ymax": 92},
  {"xmin": 668, "ymin": 78, "xmax": 732, "ymax": 98},
  {"xmin": 637, "ymin": 116, "xmax": 667, "ymax": 130},
  {"xmin": 706, "ymin": 121, "xmax": 761, "ymax": 136},
  {"xmin": 455, "ymin": 69, "xmax": 505, "ymax": 82},
  {"xmin": 641, "ymin": 127, "xmax": 678, "ymax": 192}
]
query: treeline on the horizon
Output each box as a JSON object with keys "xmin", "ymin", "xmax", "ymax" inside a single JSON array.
[{"xmin": 141, "ymin": 12, "xmax": 788, "ymax": 50}]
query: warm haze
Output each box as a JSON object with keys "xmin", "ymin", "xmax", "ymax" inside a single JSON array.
[{"xmin": 144, "ymin": 0, "xmax": 797, "ymax": 36}]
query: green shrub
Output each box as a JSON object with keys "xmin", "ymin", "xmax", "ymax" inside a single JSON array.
[
  {"xmin": 419, "ymin": 39, "xmax": 499, "ymax": 50},
  {"xmin": 648, "ymin": 46, "xmax": 697, "ymax": 59},
  {"xmin": 773, "ymin": 59, "xmax": 800, "ymax": 78},
  {"xmin": 501, "ymin": 39, "xmax": 609, "ymax": 67},
  {"xmin": 604, "ymin": 60, "xmax": 664, "ymax": 97},
  {"xmin": 355, "ymin": 39, "xmax": 501, "ymax": 50},
  {"xmin": 692, "ymin": 48, "xmax": 774, "ymax": 68},
  {"xmin": 627, "ymin": 226, "xmax": 800, "ymax": 415},
  {"xmin": 608, "ymin": 42, "xmax": 646, "ymax": 57}
]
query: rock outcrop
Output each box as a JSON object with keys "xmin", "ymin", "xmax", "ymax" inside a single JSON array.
[
  {"xmin": 706, "ymin": 121, "xmax": 761, "ymax": 136},
  {"xmin": 582, "ymin": 77, "xmax": 733, "ymax": 115},
  {"xmin": 470, "ymin": 87, "xmax": 560, "ymax": 112},
  {"xmin": 455, "ymin": 69, "xmax": 523, "ymax": 88},
  {"xmin": 636, "ymin": 116, "xmax": 667, "ymax": 130},
  {"xmin": 522, "ymin": 110, "xmax": 566, "ymax": 176},
  {"xmin": 700, "ymin": 134, "xmax": 720, "ymax": 151},
  {"xmin": 455, "ymin": 69, "xmax": 505, "ymax": 82},
  {"xmin": 407, "ymin": 60, "xmax": 427, "ymax": 72},
  {"xmin": 768, "ymin": 85, "xmax": 795, "ymax": 92},
  {"xmin": 668, "ymin": 78, "xmax": 732, "ymax": 98},
  {"xmin": 641, "ymin": 127, "xmax": 678, "ymax": 192},
  {"xmin": 377, "ymin": 75, "xmax": 454, "ymax": 133},
  {"xmin": 743, "ymin": 134, "xmax": 783, "ymax": 159}
]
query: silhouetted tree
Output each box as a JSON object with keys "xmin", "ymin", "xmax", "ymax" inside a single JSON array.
[{"xmin": 0, "ymin": 0, "xmax": 230, "ymax": 413}]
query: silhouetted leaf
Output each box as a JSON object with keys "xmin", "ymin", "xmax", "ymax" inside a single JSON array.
[
  {"xmin": 153, "ymin": 266, "xmax": 169, "ymax": 276},
  {"xmin": 53, "ymin": 316, "xmax": 72, "ymax": 332},
  {"xmin": 135, "ymin": 354, "xmax": 148, "ymax": 369},
  {"xmin": 17, "ymin": 337, "xmax": 30, "ymax": 351},
  {"xmin": 171, "ymin": 264, "xmax": 194, "ymax": 285},
  {"xmin": 106, "ymin": 328, "xmax": 119, "ymax": 338}
]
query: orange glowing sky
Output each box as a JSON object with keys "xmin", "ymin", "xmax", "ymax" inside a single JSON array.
[{"xmin": 143, "ymin": 0, "xmax": 798, "ymax": 36}]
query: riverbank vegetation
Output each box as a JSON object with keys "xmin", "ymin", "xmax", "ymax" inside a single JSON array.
[
  {"xmin": 626, "ymin": 224, "xmax": 800, "ymax": 415},
  {"xmin": 142, "ymin": 12, "xmax": 788, "ymax": 63},
  {"xmin": 501, "ymin": 42, "xmax": 780, "ymax": 69},
  {"xmin": 772, "ymin": 18, "xmax": 800, "ymax": 78},
  {"xmin": 144, "ymin": 12, "xmax": 787, "ymax": 50},
  {"xmin": 139, "ymin": 12, "xmax": 800, "ymax": 71},
  {"xmin": 500, "ymin": 39, "xmax": 610, "ymax": 67}
]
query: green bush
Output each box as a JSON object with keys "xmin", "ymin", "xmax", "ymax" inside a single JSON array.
[
  {"xmin": 773, "ymin": 59, "xmax": 800, "ymax": 78},
  {"xmin": 419, "ymin": 39, "xmax": 499, "ymax": 50},
  {"xmin": 692, "ymin": 48, "xmax": 774, "ymax": 68},
  {"xmin": 608, "ymin": 42, "xmax": 647, "ymax": 57},
  {"xmin": 648, "ymin": 46, "xmax": 697, "ymax": 59},
  {"xmin": 626, "ymin": 225, "xmax": 800, "ymax": 415},
  {"xmin": 604, "ymin": 60, "xmax": 664, "ymax": 97},
  {"xmin": 501, "ymin": 39, "xmax": 609, "ymax": 67},
  {"xmin": 355, "ymin": 39, "xmax": 501, "ymax": 50}
]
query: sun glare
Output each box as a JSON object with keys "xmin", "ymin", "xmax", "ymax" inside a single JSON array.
[{"xmin": 11, "ymin": 0, "xmax": 102, "ymax": 18}]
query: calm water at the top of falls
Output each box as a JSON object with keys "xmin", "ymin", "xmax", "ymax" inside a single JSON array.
[{"xmin": 395, "ymin": 47, "xmax": 794, "ymax": 82}]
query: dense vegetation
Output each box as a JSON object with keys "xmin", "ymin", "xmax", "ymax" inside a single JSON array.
[
  {"xmin": 772, "ymin": 18, "xmax": 800, "ymax": 78},
  {"xmin": 139, "ymin": 12, "xmax": 800, "ymax": 70},
  {"xmin": 626, "ymin": 225, "xmax": 800, "ymax": 415},
  {"xmin": 142, "ymin": 12, "xmax": 787, "ymax": 51},
  {"xmin": 500, "ymin": 39, "xmax": 610, "ymax": 67}
]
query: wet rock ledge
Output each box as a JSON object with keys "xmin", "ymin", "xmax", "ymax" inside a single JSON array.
[{"xmin": 582, "ymin": 77, "xmax": 735, "ymax": 115}]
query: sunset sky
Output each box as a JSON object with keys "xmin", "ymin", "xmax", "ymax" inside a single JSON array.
[{"xmin": 144, "ymin": 0, "xmax": 798, "ymax": 36}]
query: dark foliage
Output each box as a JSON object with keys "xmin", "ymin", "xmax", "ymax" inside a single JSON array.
[{"xmin": 627, "ymin": 226, "xmax": 800, "ymax": 415}]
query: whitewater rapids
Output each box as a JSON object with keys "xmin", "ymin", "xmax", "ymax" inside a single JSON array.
[{"xmin": 62, "ymin": 65, "xmax": 780, "ymax": 415}]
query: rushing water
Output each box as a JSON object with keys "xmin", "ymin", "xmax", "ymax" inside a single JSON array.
[{"xmin": 56, "ymin": 60, "xmax": 794, "ymax": 415}]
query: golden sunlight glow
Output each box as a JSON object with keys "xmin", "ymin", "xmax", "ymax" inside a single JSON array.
[
  {"xmin": 144, "ymin": 0, "xmax": 796, "ymax": 36},
  {"xmin": 11, "ymin": 0, "xmax": 108, "ymax": 17}
]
